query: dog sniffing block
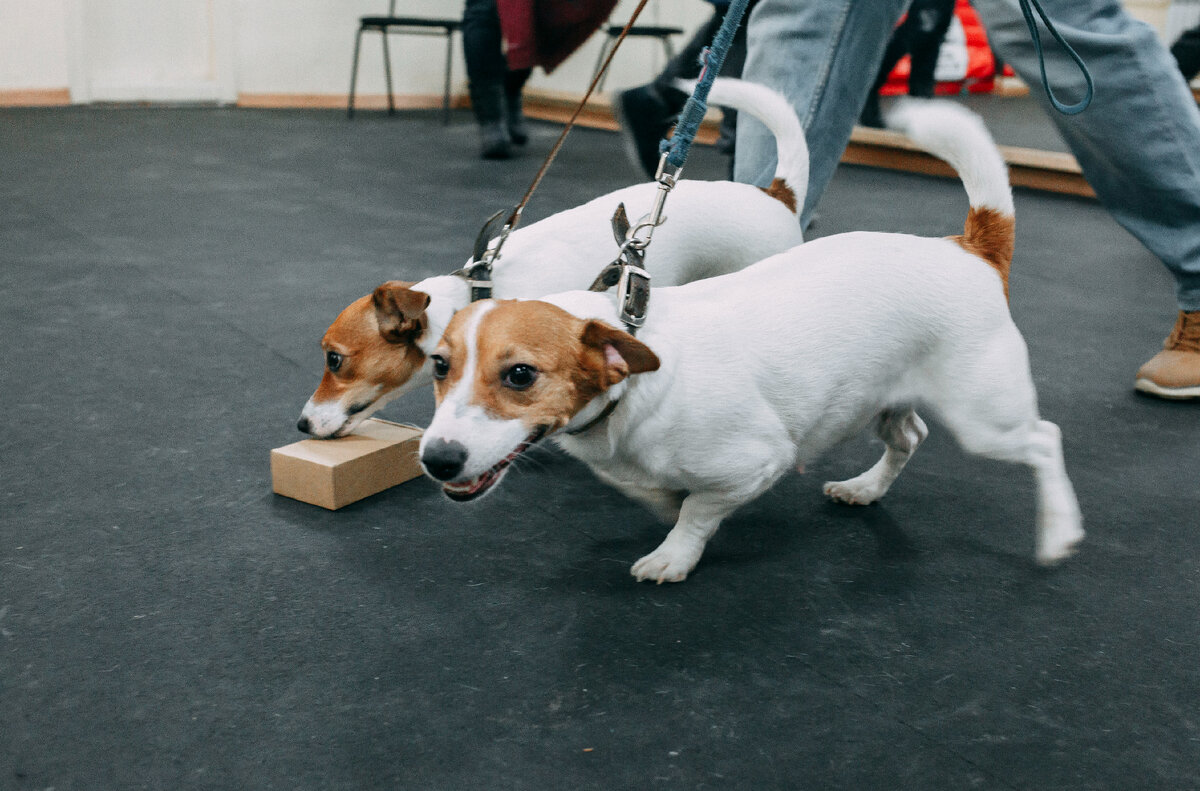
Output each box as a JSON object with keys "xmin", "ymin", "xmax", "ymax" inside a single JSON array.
[{"xmin": 271, "ymin": 418, "xmax": 423, "ymax": 509}]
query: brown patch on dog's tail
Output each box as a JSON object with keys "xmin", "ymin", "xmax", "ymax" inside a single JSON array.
[
  {"xmin": 760, "ymin": 177, "xmax": 797, "ymax": 214},
  {"xmin": 949, "ymin": 207, "xmax": 1015, "ymax": 301}
]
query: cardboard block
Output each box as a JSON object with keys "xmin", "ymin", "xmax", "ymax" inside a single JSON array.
[{"xmin": 271, "ymin": 418, "xmax": 423, "ymax": 509}]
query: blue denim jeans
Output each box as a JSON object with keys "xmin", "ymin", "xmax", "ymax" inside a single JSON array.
[{"xmin": 735, "ymin": 0, "xmax": 1200, "ymax": 311}]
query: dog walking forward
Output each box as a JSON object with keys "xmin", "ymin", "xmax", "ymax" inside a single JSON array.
[{"xmin": 419, "ymin": 99, "xmax": 1084, "ymax": 582}]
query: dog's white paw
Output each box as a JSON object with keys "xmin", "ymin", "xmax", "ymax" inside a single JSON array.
[
  {"xmin": 823, "ymin": 476, "xmax": 886, "ymax": 506},
  {"xmin": 631, "ymin": 539, "xmax": 702, "ymax": 584},
  {"xmin": 1035, "ymin": 509, "xmax": 1085, "ymax": 566}
]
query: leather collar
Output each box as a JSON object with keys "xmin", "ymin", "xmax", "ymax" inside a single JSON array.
[{"xmin": 563, "ymin": 398, "xmax": 620, "ymax": 436}]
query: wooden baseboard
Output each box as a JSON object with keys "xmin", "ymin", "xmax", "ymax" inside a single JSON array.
[
  {"xmin": 522, "ymin": 88, "xmax": 723, "ymax": 145},
  {"xmin": 0, "ymin": 88, "xmax": 71, "ymax": 106},
  {"xmin": 524, "ymin": 90, "xmax": 1094, "ymax": 198},
  {"xmin": 236, "ymin": 92, "xmax": 469, "ymax": 110}
]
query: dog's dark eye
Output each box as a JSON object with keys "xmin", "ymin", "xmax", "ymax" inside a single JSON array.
[
  {"xmin": 502, "ymin": 364, "xmax": 537, "ymax": 390},
  {"xmin": 326, "ymin": 350, "xmax": 343, "ymax": 373},
  {"xmin": 431, "ymin": 354, "xmax": 450, "ymax": 380}
]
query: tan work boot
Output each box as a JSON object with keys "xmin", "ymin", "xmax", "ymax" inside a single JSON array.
[{"xmin": 1135, "ymin": 310, "xmax": 1200, "ymax": 399}]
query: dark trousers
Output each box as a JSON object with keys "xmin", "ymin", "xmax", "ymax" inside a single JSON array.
[
  {"xmin": 1171, "ymin": 22, "xmax": 1200, "ymax": 82},
  {"xmin": 462, "ymin": 0, "xmax": 531, "ymax": 125},
  {"xmin": 872, "ymin": 0, "xmax": 957, "ymax": 98},
  {"xmin": 654, "ymin": 0, "xmax": 759, "ymax": 140},
  {"xmin": 860, "ymin": 0, "xmax": 956, "ymax": 126}
]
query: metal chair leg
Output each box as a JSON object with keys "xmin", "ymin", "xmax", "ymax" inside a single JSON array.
[
  {"xmin": 442, "ymin": 29, "xmax": 453, "ymax": 125},
  {"xmin": 348, "ymin": 26, "xmax": 364, "ymax": 118},
  {"xmin": 381, "ymin": 30, "xmax": 395, "ymax": 115},
  {"xmin": 591, "ymin": 34, "xmax": 614, "ymax": 91}
]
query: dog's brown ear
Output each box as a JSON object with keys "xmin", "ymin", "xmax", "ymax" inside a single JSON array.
[
  {"xmin": 372, "ymin": 281, "xmax": 430, "ymax": 344},
  {"xmin": 581, "ymin": 320, "xmax": 660, "ymax": 386}
]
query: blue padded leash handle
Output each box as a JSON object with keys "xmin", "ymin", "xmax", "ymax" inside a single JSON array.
[
  {"xmin": 660, "ymin": 0, "xmax": 752, "ymax": 169},
  {"xmin": 1018, "ymin": 0, "xmax": 1094, "ymax": 115}
]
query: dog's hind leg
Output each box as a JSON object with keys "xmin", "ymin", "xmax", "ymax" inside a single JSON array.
[
  {"xmin": 951, "ymin": 416, "xmax": 1084, "ymax": 565},
  {"xmin": 931, "ymin": 334, "xmax": 1084, "ymax": 565},
  {"xmin": 824, "ymin": 408, "xmax": 929, "ymax": 506}
]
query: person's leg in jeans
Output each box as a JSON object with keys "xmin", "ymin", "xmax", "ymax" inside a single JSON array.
[
  {"xmin": 971, "ymin": 0, "xmax": 1200, "ymax": 395},
  {"xmin": 733, "ymin": 0, "xmax": 909, "ymax": 226}
]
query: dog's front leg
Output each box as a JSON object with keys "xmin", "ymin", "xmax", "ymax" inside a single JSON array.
[
  {"xmin": 592, "ymin": 468, "xmax": 683, "ymax": 523},
  {"xmin": 630, "ymin": 490, "xmax": 742, "ymax": 584}
]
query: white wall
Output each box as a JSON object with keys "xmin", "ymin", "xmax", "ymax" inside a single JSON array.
[
  {"xmin": 0, "ymin": 0, "xmax": 70, "ymax": 89},
  {"xmin": 1, "ymin": 0, "xmax": 1187, "ymax": 103},
  {"xmin": 0, "ymin": 0, "xmax": 710, "ymax": 103},
  {"xmin": 528, "ymin": 0, "xmax": 709, "ymax": 96}
]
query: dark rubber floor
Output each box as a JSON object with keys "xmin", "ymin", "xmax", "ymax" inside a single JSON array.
[{"xmin": 2, "ymin": 106, "xmax": 1196, "ymax": 790}]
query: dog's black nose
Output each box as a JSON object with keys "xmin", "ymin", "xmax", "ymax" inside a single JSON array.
[
  {"xmin": 422, "ymin": 439, "xmax": 468, "ymax": 481},
  {"xmin": 296, "ymin": 417, "xmax": 312, "ymax": 435}
]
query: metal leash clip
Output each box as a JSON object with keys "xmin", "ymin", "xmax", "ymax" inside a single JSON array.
[
  {"xmin": 626, "ymin": 151, "xmax": 682, "ymax": 249},
  {"xmin": 615, "ymin": 256, "xmax": 651, "ymax": 329},
  {"xmin": 586, "ymin": 204, "xmax": 651, "ymax": 330},
  {"xmin": 459, "ymin": 208, "xmax": 515, "ymax": 301}
]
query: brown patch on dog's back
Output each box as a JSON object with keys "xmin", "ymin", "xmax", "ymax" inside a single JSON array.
[
  {"xmin": 760, "ymin": 177, "xmax": 797, "ymax": 214},
  {"xmin": 949, "ymin": 207, "xmax": 1015, "ymax": 301}
]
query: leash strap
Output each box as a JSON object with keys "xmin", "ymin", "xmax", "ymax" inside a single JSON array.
[
  {"xmin": 586, "ymin": 0, "xmax": 751, "ymax": 330},
  {"xmin": 659, "ymin": 0, "xmax": 752, "ymax": 169},
  {"xmin": 1018, "ymin": 0, "xmax": 1094, "ymax": 115},
  {"xmin": 458, "ymin": 0, "xmax": 654, "ymax": 301}
]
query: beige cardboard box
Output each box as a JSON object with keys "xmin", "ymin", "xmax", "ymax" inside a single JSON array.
[{"xmin": 271, "ymin": 418, "xmax": 424, "ymax": 509}]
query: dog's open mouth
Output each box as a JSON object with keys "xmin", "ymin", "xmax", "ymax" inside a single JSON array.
[{"xmin": 442, "ymin": 426, "xmax": 547, "ymax": 502}]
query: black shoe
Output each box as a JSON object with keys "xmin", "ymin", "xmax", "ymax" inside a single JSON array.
[
  {"xmin": 614, "ymin": 85, "xmax": 674, "ymax": 179},
  {"xmin": 479, "ymin": 122, "xmax": 512, "ymax": 160},
  {"xmin": 859, "ymin": 94, "xmax": 888, "ymax": 130},
  {"xmin": 506, "ymin": 94, "xmax": 529, "ymax": 146},
  {"xmin": 859, "ymin": 93, "xmax": 885, "ymax": 129}
]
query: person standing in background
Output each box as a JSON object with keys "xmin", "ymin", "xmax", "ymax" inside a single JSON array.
[
  {"xmin": 859, "ymin": 0, "xmax": 958, "ymax": 128},
  {"xmin": 462, "ymin": 0, "xmax": 532, "ymax": 159}
]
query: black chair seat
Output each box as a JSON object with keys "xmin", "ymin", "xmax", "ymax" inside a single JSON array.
[
  {"xmin": 349, "ymin": 6, "xmax": 460, "ymax": 123},
  {"xmin": 604, "ymin": 24, "xmax": 684, "ymax": 37},
  {"xmin": 591, "ymin": 22, "xmax": 684, "ymax": 91},
  {"xmin": 360, "ymin": 16, "xmax": 460, "ymax": 31}
]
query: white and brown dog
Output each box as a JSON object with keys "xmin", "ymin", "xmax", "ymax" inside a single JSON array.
[
  {"xmin": 418, "ymin": 100, "xmax": 1084, "ymax": 582},
  {"xmin": 296, "ymin": 78, "xmax": 809, "ymax": 438}
]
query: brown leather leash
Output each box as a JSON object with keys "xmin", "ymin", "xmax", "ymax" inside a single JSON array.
[{"xmin": 459, "ymin": 0, "xmax": 654, "ymax": 301}]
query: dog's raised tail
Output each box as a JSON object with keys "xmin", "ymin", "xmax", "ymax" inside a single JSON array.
[
  {"xmin": 886, "ymin": 99, "xmax": 1015, "ymax": 299},
  {"xmin": 678, "ymin": 77, "xmax": 809, "ymax": 215}
]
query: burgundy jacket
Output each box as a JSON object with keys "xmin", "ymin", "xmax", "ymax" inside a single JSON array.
[{"xmin": 497, "ymin": 0, "xmax": 619, "ymax": 72}]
